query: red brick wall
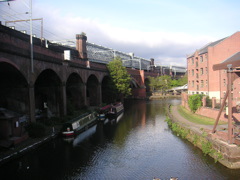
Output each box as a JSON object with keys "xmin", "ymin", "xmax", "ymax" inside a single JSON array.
[
  {"xmin": 187, "ymin": 32, "xmax": 240, "ymax": 99},
  {"xmin": 181, "ymin": 92, "xmax": 230, "ymax": 122}
]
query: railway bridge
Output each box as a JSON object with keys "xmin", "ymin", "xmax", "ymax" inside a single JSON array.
[{"xmin": 0, "ymin": 24, "xmax": 158, "ymax": 123}]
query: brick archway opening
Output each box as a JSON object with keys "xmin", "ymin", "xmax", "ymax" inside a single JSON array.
[
  {"xmin": 102, "ymin": 76, "xmax": 116, "ymax": 104},
  {"xmin": 87, "ymin": 74, "xmax": 99, "ymax": 106},
  {"xmin": 0, "ymin": 62, "xmax": 28, "ymax": 114},
  {"xmin": 66, "ymin": 73, "xmax": 85, "ymax": 115},
  {"xmin": 35, "ymin": 69, "xmax": 61, "ymax": 120}
]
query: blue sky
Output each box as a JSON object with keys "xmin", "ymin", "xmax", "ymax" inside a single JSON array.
[{"xmin": 1, "ymin": 0, "xmax": 240, "ymax": 66}]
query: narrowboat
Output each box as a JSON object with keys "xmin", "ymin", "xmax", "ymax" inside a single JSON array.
[
  {"xmin": 106, "ymin": 102, "xmax": 124, "ymax": 119},
  {"xmin": 97, "ymin": 104, "xmax": 111, "ymax": 121},
  {"xmin": 61, "ymin": 112, "xmax": 97, "ymax": 137}
]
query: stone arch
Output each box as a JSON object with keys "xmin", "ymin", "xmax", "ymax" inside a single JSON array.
[
  {"xmin": 130, "ymin": 78, "xmax": 140, "ymax": 88},
  {"xmin": 145, "ymin": 77, "xmax": 151, "ymax": 93},
  {"xmin": 86, "ymin": 74, "xmax": 99, "ymax": 106},
  {"xmin": 34, "ymin": 69, "xmax": 62, "ymax": 119},
  {"xmin": 101, "ymin": 75, "xmax": 113, "ymax": 104},
  {"xmin": 66, "ymin": 73, "xmax": 85, "ymax": 114},
  {"xmin": 0, "ymin": 61, "xmax": 28, "ymax": 114}
]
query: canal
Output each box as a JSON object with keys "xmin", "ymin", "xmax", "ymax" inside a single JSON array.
[{"xmin": 1, "ymin": 98, "xmax": 240, "ymax": 179}]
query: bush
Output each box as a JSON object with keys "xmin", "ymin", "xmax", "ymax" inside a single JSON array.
[
  {"xmin": 26, "ymin": 122, "xmax": 46, "ymax": 138},
  {"xmin": 188, "ymin": 94, "xmax": 203, "ymax": 113},
  {"xmin": 206, "ymin": 96, "xmax": 212, "ymax": 108}
]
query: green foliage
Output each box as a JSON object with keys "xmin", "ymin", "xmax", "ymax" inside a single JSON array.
[
  {"xmin": 206, "ymin": 96, "xmax": 212, "ymax": 107},
  {"xmin": 188, "ymin": 94, "xmax": 203, "ymax": 113},
  {"xmin": 193, "ymin": 134, "xmax": 199, "ymax": 146},
  {"xmin": 213, "ymin": 151, "xmax": 223, "ymax": 163},
  {"xmin": 165, "ymin": 116, "xmax": 172, "ymax": 127},
  {"xmin": 165, "ymin": 116, "xmax": 188, "ymax": 139},
  {"xmin": 107, "ymin": 57, "xmax": 131, "ymax": 99},
  {"xmin": 201, "ymin": 141, "xmax": 213, "ymax": 156},
  {"xmin": 178, "ymin": 106, "xmax": 227, "ymax": 125},
  {"xmin": 148, "ymin": 75, "xmax": 172, "ymax": 93},
  {"xmin": 170, "ymin": 79, "xmax": 179, "ymax": 87},
  {"xmin": 178, "ymin": 74, "xmax": 188, "ymax": 86},
  {"xmin": 26, "ymin": 122, "xmax": 46, "ymax": 138}
]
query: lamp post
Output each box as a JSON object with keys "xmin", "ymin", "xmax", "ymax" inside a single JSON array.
[{"xmin": 29, "ymin": 0, "xmax": 33, "ymax": 73}]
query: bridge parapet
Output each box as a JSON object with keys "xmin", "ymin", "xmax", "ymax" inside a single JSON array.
[{"xmin": 144, "ymin": 71, "xmax": 159, "ymax": 77}]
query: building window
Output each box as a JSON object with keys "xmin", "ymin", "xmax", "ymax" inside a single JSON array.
[
  {"xmin": 192, "ymin": 80, "xmax": 194, "ymax": 87},
  {"xmin": 206, "ymin": 80, "xmax": 208, "ymax": 87},
  {"xmin": 201, "ymin": 80, "xmax": 204, "ymax": 88},
  {"xmin": 192, "ymin": 58, "xmax": 194, "ymax": 65},
  {"xmin": 196, "ymin": 61, "xmax": 198, "ymax": 68},
  {"xmin": 205, "ymin": 67, "xmax": 208, "ymax": 74},
  {"xmin": 192, "ymin": 69, "xmax": 194, "ymax": 76},
  {"xmin": 200, "ymin": 56, "xmax": 203, "ymax": 62},
  {"xmin": 200, "ymin": 68, "xmax": 203, "ymax": 75},
  {"xmin": 223, "ymin": 79, "xmax": 226, "ymax": 86}
]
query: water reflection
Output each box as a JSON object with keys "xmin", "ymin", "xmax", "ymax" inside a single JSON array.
[{"xmin": 1, "ymin": 98, "xmax": 240, "ymax": 179}]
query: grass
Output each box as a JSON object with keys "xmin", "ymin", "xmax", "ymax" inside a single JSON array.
[{"xmin": 177, "ymin": 105, "xmax": 227, "ymax": 125}]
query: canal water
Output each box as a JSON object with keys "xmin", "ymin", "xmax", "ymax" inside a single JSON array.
[{"xmin": 1, "ymin": 98, "xmax": 240, "ymax": 180}]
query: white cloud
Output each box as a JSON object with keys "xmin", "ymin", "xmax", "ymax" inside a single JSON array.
[{"xmin": 1, "ymin": 1, "xmax": 217, "ymax": 67}]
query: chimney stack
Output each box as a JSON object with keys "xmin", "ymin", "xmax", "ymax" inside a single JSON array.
[
  {"xmin": 76, "ymin": 33, "xmax": 87, "ymax": 59},
  {"xmin": 150, "ymin": 58, "xmax": 154, "ymax": 66}
]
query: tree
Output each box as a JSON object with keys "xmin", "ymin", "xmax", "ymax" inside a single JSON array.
[
  {"xmin": 170, "ymin": 79, "xmax": 179, "ymax": 87},
  {"xmin": 107, "ymin": 57, "xmax": 131, "ymax": 101},
  {"xmin": 178, "ymin": 74, "xmax": 188, "ymax": 86},
  {"xmin": 148, "ymin": 75, "xmax": 172, "ymax": 94}
]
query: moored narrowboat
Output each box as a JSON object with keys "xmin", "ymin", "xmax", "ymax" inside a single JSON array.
[
  {"xmin": 106, "ymin": 102, "xmax": 124, "ymax": 119},
  {"xmin": 61, "ymin": 112, "xmax": 97, "ymax": 137},
  {"xmin": 97, "ymin": 104, "xmax": 112, "ymax": 121}
]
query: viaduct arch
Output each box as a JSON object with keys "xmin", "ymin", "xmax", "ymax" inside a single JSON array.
[{"xmin": 0, "ymin": 24, "xmax": 158, "ymax": 125}]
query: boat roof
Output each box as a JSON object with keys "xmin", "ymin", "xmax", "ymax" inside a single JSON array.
[{"xmin": 64, "ymin": 112, "xmax": 92, "ymax": 124}]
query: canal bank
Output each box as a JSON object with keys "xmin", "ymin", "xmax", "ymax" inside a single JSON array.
[
  {"xmin": 0, "ymin": 125, "xmax": 61, "ymax": 166},
  {"xmin": 167, "ymin": 105, "xmax": 240, "ymax": 169}
]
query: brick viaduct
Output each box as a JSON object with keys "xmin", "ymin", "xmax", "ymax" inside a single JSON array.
[{"xmin": 0, "ymin": 24, "xmax": 158, "ymax": 122}]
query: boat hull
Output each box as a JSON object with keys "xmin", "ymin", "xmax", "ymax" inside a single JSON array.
[
  {"xmin": 62, "ymin": 131, "xmax": 74, "ymax": 137},
  {"xmin": 61, "ymin": 112, "xmax": 97, "ymax": 137}
]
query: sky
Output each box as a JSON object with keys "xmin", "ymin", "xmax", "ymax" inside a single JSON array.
[{"xmin": 1, "ymin": 0, "xmax": 240, "ymax": 67}]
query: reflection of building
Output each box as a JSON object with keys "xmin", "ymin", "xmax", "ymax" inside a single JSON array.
[{"xmin": 187, "ymin": 32, "xmax": 240, "ymax": 105}]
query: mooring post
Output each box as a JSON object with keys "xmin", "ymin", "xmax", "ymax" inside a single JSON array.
[{"xmin": 227, "ymin": 64, "xmax": 233, "ymax": 144}]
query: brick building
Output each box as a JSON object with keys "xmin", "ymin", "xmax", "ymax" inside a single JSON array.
[{"xmin": 187, "ymin": 32, "xmax": 240, "ymax": 105}]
